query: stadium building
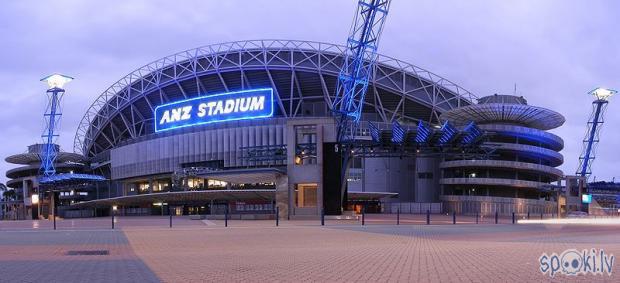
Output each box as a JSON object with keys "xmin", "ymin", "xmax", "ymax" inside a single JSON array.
[{"xmin": 5, "ymin": 40, "xmax": 569, "ymax": 218}]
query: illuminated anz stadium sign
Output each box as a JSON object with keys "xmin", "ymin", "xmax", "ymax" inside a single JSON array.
[{"xmin": 155, "ymin": 88, "xmax": 274, "ymax": 132}]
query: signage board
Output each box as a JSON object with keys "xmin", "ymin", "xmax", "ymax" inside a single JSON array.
[
  {"xmin": 581, "ymin": 194, "xmax": 592, "ymax": 204},
  {"xmin": 154, "ymin": 88, "xmax": 274, "ymax": 132}
]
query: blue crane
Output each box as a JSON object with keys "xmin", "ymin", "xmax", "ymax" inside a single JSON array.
[
  {"xmin": 331, "ymin": 0, "xmax": 392, "ymax": 213},
  {"xmin": 576, "ymin": 87, "xmax": 616, "ymax": 181},
  {"xmin": 332, "ymin": 0, "xmax": 392, "ymax": 143}
]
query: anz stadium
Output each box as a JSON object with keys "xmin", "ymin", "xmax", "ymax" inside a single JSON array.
[{"xmin": 6, "ymin": 40, "xmax": 569, "ymax": 219}]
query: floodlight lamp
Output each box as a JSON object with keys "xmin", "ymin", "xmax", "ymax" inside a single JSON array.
[
  {"xmin": 112, "ymin": 205, "xmax": 118, "ymax": 211},
  {"xmin": 589, "ymin": 87, "xmax": 617, "ymax": 101},
  {"xmin": 41, "ymin": 73, "xmax": 74, "ymax": 89}
]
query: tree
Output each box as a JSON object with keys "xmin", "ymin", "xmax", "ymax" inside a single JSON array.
[
  {"xmin": 0, "ymin": 183, "xmax": 7, "ymax": 200},
  {"xmin": 3, "ymin": 189, "xmax": 16, "ymax": 201}
]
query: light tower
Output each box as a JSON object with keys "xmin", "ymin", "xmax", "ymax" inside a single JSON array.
[
  {"xmin": 577, "ymin": 87, "xmax": 617, "ymax": 180},
  {"xmin": 40, "ymin": 74, "xmax": 73, "ymax": 177}
]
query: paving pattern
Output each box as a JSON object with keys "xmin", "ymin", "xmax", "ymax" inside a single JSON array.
[
  {"xmin": 0, "ymin": 217, "xmax": 619, "ymax": 282},
  {"xmin": 0, "ymin": 230, "xmax": 159, "ymax": 282}
]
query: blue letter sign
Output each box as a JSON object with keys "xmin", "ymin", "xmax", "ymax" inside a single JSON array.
[{"xmin": 154, "ymin": 88, "xmax": 274, "ymax": 132}]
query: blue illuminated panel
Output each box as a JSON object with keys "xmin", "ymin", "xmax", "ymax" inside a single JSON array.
[
  {"xmin": 154, "ymin": 88, "xmax": 274, "ymax": 132},
  {"xmin": 582, "ymin": 194, "xmax": 592, "ymax": 204}
]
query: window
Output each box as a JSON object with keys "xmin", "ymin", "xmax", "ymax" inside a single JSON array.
[
  {"xmin": 208, "ymin": 179, "xmax": 228, "ymax": 188},
  {"xmin": 294, "ymin": 183, "xmax": 318, "ymax": 208},
  {"xmin": 138, "ymin": 182, "xmax": 150, "ymax": 192},
  {"xmin": 347, "ymin": 170, "xmax": 363, "ymax": 182},
  {"xmin": 295, "ymin": 125, "xmax": 317, "ymax": 165},
  {"xmin": 186, "ymin": 178, "xmax": 205, "ymax": 190},
  {"xmin": 418, "ymin": 172, "xmax": 433, "ymax": 179}
]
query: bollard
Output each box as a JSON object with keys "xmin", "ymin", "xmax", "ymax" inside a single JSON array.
[
  {"xmin": 169, "ymin": 206, "xmax": 173, "ymax": 228},
  {"xmin": 53, "ymin": 201, "xmax": 57, "ymax": 230},
  {"xmin": 361, "ymin": 206, "xmax": 365, "ymax": 226},
  {"xmin": 321, "ymin": 208, "xmax": 325, "ymax": 226},
  {"xmin": 527, "ymin": 211, "xmax": 530, "ymax": 220},
  {"xmin": 540, "ymin": 213, "xmax": 543, "ymax": 220},
  {"xmin": 112, "ymin": 208, "xmax": 115, "ymax": 230},
  {"xmin": 397, "ymin": 208, "xmax": 400, "ymax": 225},
  {"xmin": 476, "ymin": 213, "xmax": 479, "ymax": 224},
  {"xmin": 426, "ymin": 210, "xmax": 430, "ymax": 225},
  {"xmin": 452, "ymin": 212, "xmax": 456, "ymax": 224},
  {"xmin": 512, "ymin": 212, "xmax": 515, "ymax": 224},
  {"xmin": 495, "ymin": 211, "xmax": 498, "ymax": 224},
  {"xmin": 276, "ymin": 206, "xmax": 279, "ymax": 227},
  {"xmin": 225, "ymin": 205, "xmax": 228, "ymax": 227}
]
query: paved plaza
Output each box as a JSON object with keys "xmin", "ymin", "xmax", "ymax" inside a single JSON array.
[{"xmin": 0, "ymin": 216, "xmax": 619, "ymax": 282}]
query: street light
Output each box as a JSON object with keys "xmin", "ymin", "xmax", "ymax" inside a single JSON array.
[{"xmin": 31, "ymin": 194, "xmax": 39, "ymax": 205}]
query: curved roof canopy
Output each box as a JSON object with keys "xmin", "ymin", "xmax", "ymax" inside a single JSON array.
[
  {"xmin": 5, "ymin": 152, "xmax": 85, "ymax": 165},
  {"xmin": 75, "ymin": 40, "xmax": 477, "ymax": 156},
  {"xmin": 440, "ymin": 95, "xmax": 565, "ymax": 130}
]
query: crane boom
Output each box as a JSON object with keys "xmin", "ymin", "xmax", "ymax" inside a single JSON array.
[{"xmin": 332, "ymin": 0, "xmax": 392, "ymax": 143}]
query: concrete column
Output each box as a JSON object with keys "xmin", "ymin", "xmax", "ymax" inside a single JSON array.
[
  {"xmin": 148, "ymin": 178, "xmax": 154, "ymax": 194},
  {"xmin": 275, "ymin": 174, "xmax": 289, "ymax": 219}
]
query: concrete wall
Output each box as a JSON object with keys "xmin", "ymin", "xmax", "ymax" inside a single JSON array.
[{"xmin": 285, "ymin": 118, "xmax": 336, "ymax": 217}]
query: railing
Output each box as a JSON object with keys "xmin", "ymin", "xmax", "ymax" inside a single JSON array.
[{"xmin": 382, "ymin": 202, "xmax": 442, "ymax": 214}]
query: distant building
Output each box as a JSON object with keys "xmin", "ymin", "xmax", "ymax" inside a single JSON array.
[
  {"xmin": 4, "ymin": 144, "xmax": 92, "ymax": 219},
  {"xmin": 587, "ymin": 181, "xmax": 620, "ymax": 214}
]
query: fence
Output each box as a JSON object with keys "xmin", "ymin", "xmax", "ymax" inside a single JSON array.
[{"xmin": 383, "ymin": 202, "xmax": 442, "ymax": 214}]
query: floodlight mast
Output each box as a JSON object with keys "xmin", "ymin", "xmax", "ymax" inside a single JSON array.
[
  {"xmin": 331, "ymin": 0, "xmax": 392, "ymax": 213},
  {"xmin": 576, "ymin": 87, "xmax": 616, "ymax": 181},
  {"xmin": 40, "ymin": 74, "xmax": 73, "ymax": 177}
]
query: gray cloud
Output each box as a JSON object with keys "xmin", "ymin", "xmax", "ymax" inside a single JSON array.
[{"xmin": 1, "ymin": 0, "xmax": 619, "ymax": 184}]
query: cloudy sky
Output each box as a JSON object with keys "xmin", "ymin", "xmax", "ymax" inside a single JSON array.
[{"xmin": 0, "ymin": 0, "xmax": 618, "ymax": 184}]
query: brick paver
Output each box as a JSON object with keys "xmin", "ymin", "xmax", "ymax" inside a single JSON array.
[{"xmin": 1, "ymin": 217, "xmax": 618, "ymax": 282}]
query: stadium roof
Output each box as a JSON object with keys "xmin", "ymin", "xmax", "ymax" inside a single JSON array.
[{"xmin": 75, "ymin": 40, "xmax": 478, "ymax": 156}]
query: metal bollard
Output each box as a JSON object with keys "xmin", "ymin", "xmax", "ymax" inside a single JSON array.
[
  {"xmin": 225, "ymin": 205, "xmax": 228, "ymax": 227},
  {"xmin": 426, "ymin": 210, "xmax": 430, "ymax": 225},
  {"xmin": 495, "ymin": 211, "xmax": 498, "ymax": 224},
  {"xmin": 169, "ymin": 206, "xmax": 173, "ymax": 228},
  {"xmin": 112, "ymin": 209, "xmax": 115, "ymax": 230},
  {"xmin": 361, "ymin": 206, "xmax": 365, "ymax": 226},
  {"xmin": 452, "ymin": 212, "xmax": 456, "ymax": 224},
  {"xmin": 527, "ymin": 211, "xmax": 530, "ymax": 220},
  {"xmin": 512, "ymin": 212, "xmax": 515, "ymax": 224},
  {"xmin": 276, "ymin": 206, "xmax": 279, "ymax": 227},
  {"xmin": 476, "ymin": 213, "xmax": 479, "ymax": 224},
  {"xmin": 321, "ymin": 208, "xmax": 325, "ymax": 226},
  {"xmin": 53, "ymin": 202, "xmax": 57, "ymax": 230},
  {"xmin": 397, "ymin": 208, "xmax": 400, "ymax": 225}
]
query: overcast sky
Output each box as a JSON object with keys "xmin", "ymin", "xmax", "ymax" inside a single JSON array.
[{"xmin": 0, "ymin": 0, "xmax": 619, "ymax": 184}]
